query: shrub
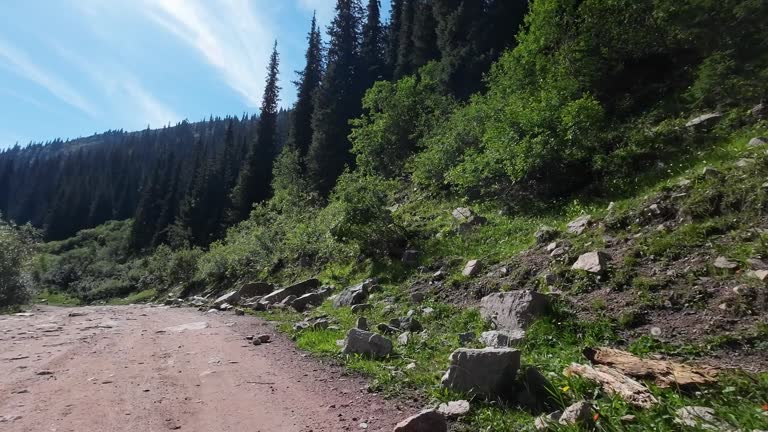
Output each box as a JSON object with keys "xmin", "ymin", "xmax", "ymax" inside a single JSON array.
[{"xmin": 0, "ymin": 220, "xmax": 39, "ymax": 307}]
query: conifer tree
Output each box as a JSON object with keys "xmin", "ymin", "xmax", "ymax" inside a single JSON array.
[
  {"xmin": 394, "ymin": 0, "xmax": 415, "ymax": 78},
  {"xmin": 286, "ymin": 14, "xmax": 324, "ymax": 162},
  {"xmin": 386, "ymin": 0, "xmax": 404, "ymax": 75},
  {"xmin": 411, "ymin": 0, "xmax": 440, "ymax": 69},
  {"xmin": 230, "ymin": 42, "xmax": 281, "ymax": 221},
  {"xmin": 361, "ymin": 0, "xmax": 386, "ymax": 86},
  {"xmin": 306, "ymin": 0, "xmax": 365, "ymax": 196}
]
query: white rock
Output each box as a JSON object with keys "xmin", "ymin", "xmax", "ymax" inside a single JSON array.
[
  {"xmin": 567, "ymin": 215, "xmax": 592, "ymax": 235},
  {"xmin": 571, "ymin": 251, "xmax": 610, "ymax": 273},
  {"xmin": 437, "ymin": 400, "xmax": 470, "ymax": 418},
  {"xmin": 462, "ymin": 259, "xmax": 481, "ymax": 277}
]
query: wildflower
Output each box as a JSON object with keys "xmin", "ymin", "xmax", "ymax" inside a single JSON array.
[
  {"xmin": 593, "ymin": 413, "xmax": 600, "ymax": 421},
  {"xmin": 561, "ymin": 385, "xmax": 570, "ymax": 393},
  {"xmin": 762, "ymin": 402, "xmax": 768, "ymax": 411}
]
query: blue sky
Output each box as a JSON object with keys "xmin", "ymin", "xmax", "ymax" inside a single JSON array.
[{"xmin": 0, "ymin": 0, "xmax": 388, "ymax": 148}]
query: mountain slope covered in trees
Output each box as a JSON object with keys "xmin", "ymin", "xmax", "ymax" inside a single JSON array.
[{"xmin": 4, "ymin": 0, "xmax": 768, "ymax": 430}]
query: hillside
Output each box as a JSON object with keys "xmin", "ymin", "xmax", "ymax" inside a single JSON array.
[{"xmin": 3, "ymin": 0, "xmax": 768, "ymax": 431}]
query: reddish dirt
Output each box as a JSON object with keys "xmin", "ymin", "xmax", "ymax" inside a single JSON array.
[{"xmin": 0, "ymin": 305, "xmax": 409, "ymax": 431}]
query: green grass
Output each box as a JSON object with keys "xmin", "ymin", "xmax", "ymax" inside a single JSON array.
[
  {"xmin": 36, "ymin": 290, "xmax": 82, "ymax": 306},
  {"xmin": 107, "ymin": 289, "xmax": 157, "ymax": 305}
]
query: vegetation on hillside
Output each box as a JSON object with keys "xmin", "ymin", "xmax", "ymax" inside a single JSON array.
[{"xmin": 5, "ymin": 0, "xmax": 768, "ymax": 430}]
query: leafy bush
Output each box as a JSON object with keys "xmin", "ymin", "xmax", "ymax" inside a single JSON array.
[{"xmin": 0, "ymin": 219, "xmax": 39, "ymax": 307}]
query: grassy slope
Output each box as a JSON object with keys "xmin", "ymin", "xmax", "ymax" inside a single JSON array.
[{"xmin": 256, "ymin": 128, "xmax": 768, "ymax": 431}]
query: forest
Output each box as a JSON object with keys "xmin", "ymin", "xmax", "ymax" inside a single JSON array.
[{"xmin": 2, "ymin": 0, "xmax": 768, "ymax": 430}]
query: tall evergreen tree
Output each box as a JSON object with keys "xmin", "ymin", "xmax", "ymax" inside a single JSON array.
[
  {"xmin": 386, "ymin": 0, "xmax": 404, "ymax": 75},
  {"xmin": 306, "ymin": 0, "xmax": 365, "ymax": 196},
  {"xmin": 286, "ymin": 14, "xmax": 324, "ymax": 162},
  {"xmin": 394, "ymin": 0, "xmax": 416, "ymax": 78},
  {"xmin": 230, "ymin": 42, "xmax": 281, "ymax": 221},
  {"xmin": 411, "ymin": 0, "xmax": 440, "ymax": 69},
  {"xmin": 361, "ymin": 0, "xmax": 386, "ymax": 86}
]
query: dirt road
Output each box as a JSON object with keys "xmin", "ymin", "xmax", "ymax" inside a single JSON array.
[{"xmin": 0, "ymin": 305, "xmax": 407, "ymax": 431}]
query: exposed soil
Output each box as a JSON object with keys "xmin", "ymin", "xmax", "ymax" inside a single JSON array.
[{"xmin": 0, "ymin": 305, "xmax": 409, "ymax": 431}]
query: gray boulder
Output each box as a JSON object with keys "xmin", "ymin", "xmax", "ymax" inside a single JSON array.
[
  {"xmin": 685, "ymin": 112, "xmax": 722, "ymax": 128},
  {"xmin": 675, "ymin": 406, "xmax": 732, "ymax": 431},
  {"xmin": 462, "ymin": 259, "xmax": 481, "ymax": 277},
  {"xmin": 479, "ymin": 330, "xmax": 525, "ymax": 348},
  {"xmin": 559, "ymin": 401, "xmax": 593, "ymax": 427},
  {"xmin": 571, "ymin": 251, "xmax": 610, "ymax": 273},
  {"xmin": 237, "ymin": 281, "xmax": 274, "ymax": 298},
  {"xmin": 291, "ymin": 292, "xmax": 324, "ymax": 312},
  {"xmin": 440, "ymin": 348, "xmax": 521, "ymax": 397},
  {"xmin": 355, "ymin": 316, "xmax": 368, "ymax": 331},
  {"xmin": 534, "ymin": 226, "xmax": 558, "ymax": 244},
  {"xmin": 567, "ymin": 215, "xmax": 592, "ymax": 235},
  {"xmin": 394, "ymin": 409, "xmax": 447, "ymax": 432},
  {"xmin": 213, "ymin": 291, "xmax": 239, "ymax": 306},
  {"xmin": 750, "ymin": 103, "xmax": 766, "ymax": 119},
  {"xmin": 714, "ymin": 256, "xmax": 738, "ymax": 270},
  {"xmin": 261, "ymin": 278, "xmax": 320, "ymax": 304},
  {"xmin": 748, "ymin": 136, "xmax": 768, "ymax": 148},
  {"xmin": 341, "ymin": 328, "xmax": 393, "ymax": 359},
  {"xmin": 480, "ymin": 290, "xmax": 550, "ymax": 333},
  {"xmin": 437, "ymin": 400, "xmax": 470, "ymax": 419},
  {"xmin": 350, "ymin": 303, "xmax": 372, "ymax": 314},
  {"xmin": 333, "ymin": 281, "xmax": 369, "ymax": 307},
  {"xmin": 399, "ymin": 316, "xmax": 422, "ymax": 332}
]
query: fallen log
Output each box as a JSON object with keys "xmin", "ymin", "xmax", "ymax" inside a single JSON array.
[
  {"xmin": 564, "ymin": 363, "xmax": 658, "ymax": 409},
  {"xmin": 583, "ymin": 347, "xmax": 718, "ymax": 389}
]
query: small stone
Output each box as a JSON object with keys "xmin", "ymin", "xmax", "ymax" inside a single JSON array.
[
  {"xmin": 351, "ymin": 303, "xmax": 372, "ymax": 314},
  {"xmin": 462, "ymin": 259, "xmax": 481, "ymax": 277},
  {"xmin": 458, "ymin": 332, "xmax": 475, "ymax": 346},
  {"xmin": 751, "ymin": 103, "xmax": 767, "ymax": 119},
  {"xmin": 356, "ymin": 317, "xmax": 368, "ymax": 331},
  {"xmin": 713, "ymin": 256, "xmax": 738, "ymax": 270},
  {"xmin": 559, "ymin": 401, "xmax": 593, "ymax": 427},
  {"xmin": 545, "ymin": 242, "xmax": 558, "ymax": 253},
  {"xmin": 245, "ymin": 335, "xmax": 254, "ymax": 341},
  {"xmin": 620, "ymin": 415, "xmax": 637, "ymax": 423},
  {"xmin": 397, "ymin": 332, "xmax": 411, "ymax": 346},
  {"xmin": 341, "ymin": 328, "xmax": 393, "ymax": 359},
  {"xmin": 567, "ymin": 215, "xmax": 592, "ymax": 235},
  {"xmin": 405, "ymin": 362, "xmax": 416, "ymax": 370},
  {"xmin": 650, "ymin": 327, "xmax": 662, "ymax": 337},
  {"xmin": 748, "ymin": 270, "xmax": 768, "ymax": 281},
  {"xmin": 409, "ymin": 292, "xmax": 425, "ymax": 304},
  {"xmin": 359, "ymin": 422, "xmax": 368, "ymax": 429},
  {"xmin": 35, "ymin": 370, "xmax": 54, "ymax": 376},
  {"xmin": 234, "ymin": 308, "xmax": 245, "ymax": 316},
  {"xmin": 393, "ymin": 409, "xmax": 447, "ymax": 432},
  {"xmin": 736, "ymin": 158, "xmax": 755, "ymax": 167},
  {"xmin": 685, "ymin": 112, "xmax": 722, "ymax": 128},
  {"xmin": 437, "ymin": 400, "xmax": 470, "ymax": 419},
  {"xmin": 748, "ymin": 137, "xmax": 768, "ymax": 148},
  {"xmin": 534, "ymin": 226, "xmax": 558, "ymax": 244},
  {"xmin": 571, "ymin": 251, "xmax": 610, "ymax": 273},
  {"xmin": 257, "ymin": 334, "xmax": 270, "ymax": 343},
  {"xmin": 675, "ymin": 406, "xmax": 731, "ymax": 431},
  {"xmin": 479, "ymin": 330, "xmax": 525, "ymax": 348},
  {"xmin": 252, "ymin": 338, "xmax": 262, "ymax": 346},
  {"xmin": 702, "ymin": 166, "xmax": 721, "ymax": 178}
]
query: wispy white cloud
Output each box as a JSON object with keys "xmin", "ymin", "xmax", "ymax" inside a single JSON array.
[
  {"xmin": 0, "ymin": 38, "xmax": 97, "ymax": 117},
  {"xmin": 142, "ymin": 0, "xmax": 275, "ymax": 107},
  {"xmin": 50, "ymin": 42, "xmax": 179, "ymax": 129}
]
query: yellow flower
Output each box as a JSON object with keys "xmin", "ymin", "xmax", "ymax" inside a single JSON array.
[{"xmin": 561, "ymin": 385, "xmax": 570, "ymax": 393}]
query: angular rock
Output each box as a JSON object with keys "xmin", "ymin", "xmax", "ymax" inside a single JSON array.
[
  {"xmin": 685, "ymin": 112, "xmax": 722, "ymax": 128},
  {"xmin": 534, "ymin": 411, "xmax": 562, "ymax": 431},
  {"xmin": 399, "ymin": 316, "xmax": 422, "ymax": 332},
  {"xmin": 567, "ymin": 215, "xmax": 592, "ymax": 235},
  {"xmin": 479, "ymin": 330, "xmax": 525, "ymax": 348},
  {"xmin": 291, "ymin": 292, "xmax": 323, "ymax": 312},
  {"xmin": 748, "ymin": 137, "xmax": 768, "ymax": 148},
  {"xmin": 237, "ymin": 281, "xmax": 274, "ymax": 298},
  {"xmin": 748, "ymin": 269, "xmax": 768, "ymax": 281},
  {"xmin": 750, "ymin": 103, "xmax": 766, "ymax": 119},
  {"xmin": 234, "ymin": 308, "xmax": 245, "ymax": 316},
  {"xmin": 480, "ymin": 290, "xmax": 550, "ymax": 333},
  {"xmin": 534, "ymin": 226, "xmax": 558, "ymax": 244},
  {"xmin": 462, "ymin": 259, "xmax": 481, "ymax": 277},
  {"xmin": 377, "ymin": 323, "xmax": 399, "ymax": 334},
  {"xmin": 437, "ymin": 400, "xmax": 470, "ymax": 419},
  {"xmin": 559, "ymin": 401, "xmax": 593, "ymax": 426},
  {"xmin": 355, "ymin": 317, "xmax": 368, "ymax": 331},
  {"xmin": 257, "ymin": 334, "xmax": 270, "ymax": 343},
  {"xmin": 280, "ymin": 295, "xmax": 297, "ymax": 306},
  {"xmin": 736, "ymin": 158, "xmax": 755, "ymax": 167},
  {"xmin": 675, "ymin": 406, "xmax": 732, "ymax": 431},
  {"xmin": 702, "ymin": 166, "xmax": 721, "ymax": 178},
  {"xmin": 713, "ymin": 256, "xmax": 738, "ymax": 270},
  {"xmin": 334, "ymin": 282, "xmax": 369, "ymax": 308},
  {"xmin": 261, "ymin": 278, "xmax": 321, "ymax": 304},
  {"xmin": 410, "ymin": 292, "xmax": 425, "ymax": 303},
  {"xmin": 351, "ymin": 303, "xmax": 372, "ymax": 314},
  {"xmin": 397, "ymin": 331, "xmax": 411, "ymax": 346},
  {"xmin": 571, "ymin": 251, "xmax": 610, "ymax": 273},
  {"xmin": 402, "ymin": 250, "xmax": 419, "ymax": 266},
  {"xmin": 341, "ymin": 328, "xmax": 393, "ymax": 359},
  {"xmin": 452, "ymin": 207, "xmax": 474, "ymax": 221},
  {"xmin": 440, "ymin": 348, "xmax": 521, "ymax": 398},
  {"xmin": 458, "ymin": 332, "xmax": 475, "ymax": 346},
  {"xmin": 393, "ymin": 409, "xmax": 447, "ymax": 432},
  {"xmin": 219, "ymin": 303, "xmax": 234, "ymax": 311},
  {"xmin": 213, "ymin": 291, "xmax": 238, "ymax": 306}
]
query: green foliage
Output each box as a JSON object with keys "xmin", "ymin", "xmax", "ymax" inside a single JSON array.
[
  {"xmin": 324, "ymin": 171, "xmax": 404, "ymax": 257},
  {"xmin": 351, "ymin": 64, "xmax": 455, "ymax": 178},
  {"xmin": 0, "ymin": 219, "xmax": 39, "ymax": 307}
]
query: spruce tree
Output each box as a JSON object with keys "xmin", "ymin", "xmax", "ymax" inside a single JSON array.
[
  {"xmin": 230, "ymin": 42, "xmax": 281, "ymax": 221},
  {"xmin": 386, "ymin": 0, "xmax": 404, "ymax": 75},
  {"xmin": 306, "ymin": 0, "xmax": 365, "ymax": 196},
  {"xmin": 361, "ymin": 0, "xmax": 386, "ymax": 86},
  {"xmin": 394, "ymin": 0, "xmax": 415, "ymax": 78},
  {"xmin": 411, "ymin": 0, "xmax": 440, "ymax": 69},
  {"xmin": 286, "ymin": 14, "xmax": 324, "ymax": 161}
]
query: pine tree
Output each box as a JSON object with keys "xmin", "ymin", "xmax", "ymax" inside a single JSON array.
[
  {"xmin": 394, "ymin": 0, "xmax": 416, "ymax": 78},
  {"xmin": 230, "ymin": 41, "xmax": 281, "ymax": 221},
  {"xmin": 287, "ymin": 14, "xmax": 324, "ymax": 162},
  {"xmin": 306, "ymin": 0, "xmax": 365, "ymax": 196},
  {"xmin": 361, "ymin": 0, "xmax": 386, "ymax": 86},
  {"xmin": 411, "ymin": 0, "xmax": 440, "ymax": 69},
  {"xmin": 386, "ymin": 0, "xmax": 404, "ymax": 75}
]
